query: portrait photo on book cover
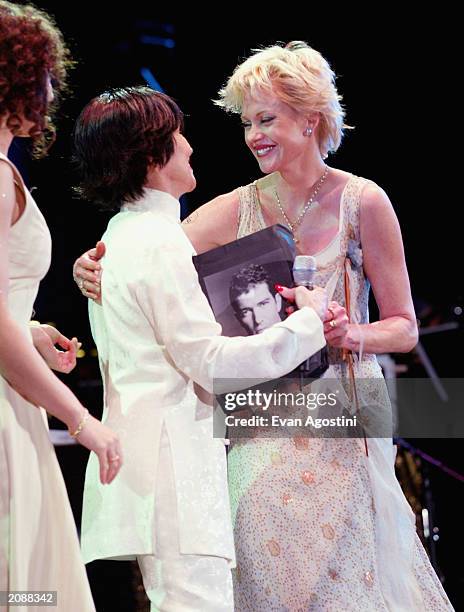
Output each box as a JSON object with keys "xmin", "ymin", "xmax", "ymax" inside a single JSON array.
[{"xmin": 193, "ymin": 224, "xmax": 295, "ymax": 337}]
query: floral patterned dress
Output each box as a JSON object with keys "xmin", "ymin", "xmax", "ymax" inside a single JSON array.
[{"xmin": 228, "ymin": 174, "xmax": 454, "ymax": 611}]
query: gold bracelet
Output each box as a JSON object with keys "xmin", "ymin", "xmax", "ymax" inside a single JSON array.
[{"xmin": 69, "ymin": 409, "xmax": 90, "ymax": 438}]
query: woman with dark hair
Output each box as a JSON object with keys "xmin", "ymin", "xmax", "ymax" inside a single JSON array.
[
  {"xmin": 0, "ymin": 3, "xmax": 121, "ymax": 609},
  {"xmin": 72, "ymin": 85, "xmax": 330, "ymax": 610}
]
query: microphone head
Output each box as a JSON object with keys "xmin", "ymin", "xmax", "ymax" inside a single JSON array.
[
  {"xmin": 293, "ymin": 255, "xmax": 317, "ymax": 273},
  {"xmin": 292, "ymin": 255, "xmax": 317, "ymax": 288}
]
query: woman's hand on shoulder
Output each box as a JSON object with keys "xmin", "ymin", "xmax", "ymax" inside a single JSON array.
[{"xmin": 73, "ymin": 241, "xmax": 105, "ymax": 304}]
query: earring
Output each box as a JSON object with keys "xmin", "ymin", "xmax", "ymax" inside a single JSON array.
[{"xmin": 304, "ymin": 127, "xmax": 313, "ymax": 137}]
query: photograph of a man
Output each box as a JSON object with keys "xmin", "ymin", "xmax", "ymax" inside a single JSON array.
[{"xmin": 230, "ymin": 264, "xmax": 285, "ymax": 335}]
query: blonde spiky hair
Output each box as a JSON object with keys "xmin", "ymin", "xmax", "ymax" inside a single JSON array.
[{"xmin": 216, "ymin": 41, "xmax": 351, "ymax": 158}]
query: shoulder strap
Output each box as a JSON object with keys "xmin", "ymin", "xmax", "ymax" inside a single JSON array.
[
  {"xmin": 0, "ymin": 153, "xmax": 28, "ymax": 221},
  {"xmin": 340, "ymin": 175, "xmax": 369, "ymax": 252},
  {"xmin": 236, "ymin": 183, "xmax": 263, "ymax": 239},
  {"xmin": 341, "ymin": 175, "xmax": 370, "ymax": 456}
]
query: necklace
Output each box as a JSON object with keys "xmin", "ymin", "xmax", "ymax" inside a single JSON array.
[{"xmin": 274, "ymin": 166, "xmax": 329, "ymax": 243}]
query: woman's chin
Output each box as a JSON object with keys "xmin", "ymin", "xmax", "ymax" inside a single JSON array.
[
  {"xmin": 257, "ymin": 158, "xmax": 278, "ymax": 175},
  {"xmin": 186, "ymin": 176, "xmax": 197, "ymax": 193}
]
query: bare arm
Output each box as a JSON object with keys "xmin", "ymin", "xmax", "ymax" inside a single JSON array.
[
  {"xmin": 0, "ymin": 164, "xmax": 85, "ymax": 428},
  {"xmin": 342, "ymin": 182, "xmax": 418, "ymax": 354},
  {"xmin": 0, "ymin": 163, "xmax": 121, "ymax": 483},
  {"xmin": 182, "ymin": 190, "xmax": 240, "ymax": 254}
]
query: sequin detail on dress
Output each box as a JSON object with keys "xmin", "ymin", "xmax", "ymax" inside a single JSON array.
[{"xmin": 228, "ymin": 175, "xmax": 454, "ymax": 611}]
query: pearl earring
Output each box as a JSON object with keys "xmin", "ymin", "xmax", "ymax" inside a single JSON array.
[{"xmin": 304, "ymin": 127, "xmax": 313, "ymax": 137}]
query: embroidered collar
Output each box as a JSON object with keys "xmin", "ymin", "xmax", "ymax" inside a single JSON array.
[{"xmin": 121, "ymin": 188, "xmax": 180, "ymax": 220}]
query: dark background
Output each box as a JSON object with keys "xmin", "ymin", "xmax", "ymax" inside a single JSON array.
[{"xmin": 11, "ymin": 3, "xmax": 462, "ymax": 609}]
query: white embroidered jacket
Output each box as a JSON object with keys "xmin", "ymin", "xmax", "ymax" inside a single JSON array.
[{"xmin": 81, "ymin": 188, "xmax": 325, "ymax": 565}]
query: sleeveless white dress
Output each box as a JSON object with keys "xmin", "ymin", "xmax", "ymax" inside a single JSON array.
[
  {"xmin": 0, "ymin": 152, "xmax": 95, "ymax": 611},
  {"xmin": 228, "ymin": 174, "xmax": 454, "ymax": 611}
]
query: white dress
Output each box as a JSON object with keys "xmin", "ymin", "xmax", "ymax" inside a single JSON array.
[
  {"xmin": 0, "ymin": 152, "xmax": 95, "ymax": 611},
  {"xmin": 228, "ymin": 174, "xmax": 454, "ymax": 611}
]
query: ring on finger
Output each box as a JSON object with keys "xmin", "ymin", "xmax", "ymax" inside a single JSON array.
[
  {"xmin": 329, "ymin": 319, "xmax": 337, "ymax": 329},
  {"xmin": 108, "ymin": 455, "xmax": 120, "ymax": 463}
]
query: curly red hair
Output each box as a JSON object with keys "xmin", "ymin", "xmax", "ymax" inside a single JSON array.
[{"xmin": 0, "ymin": 1, "xmax": 72, "ymax": 156}]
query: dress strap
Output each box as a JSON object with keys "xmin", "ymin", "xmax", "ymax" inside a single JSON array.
[
  {"xmin": 0, "ymin": 153, "xmax": 28, "ymax": 221},
  {"xmin": 236, "ymin": 183, "xmax": 266, "ymax": 239},
  {"xmin": 0, "ymin": 152, "xmax": 21, "ymax": 181},
  {"xmin": 339, "ymin": 175, "xmax": 370, "ymax": 257}
]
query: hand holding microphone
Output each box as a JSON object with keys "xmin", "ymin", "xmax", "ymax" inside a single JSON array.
[
  {"xmin": 292, "ymin": 255, "xmax": 317, "ymax": 290},
  {"xmin": 276, "ymin": 256, "xmax": 328, "ymax": 320},
  {"xmin": 285, "ymin": 255, "xmax": 328, "ymax": 320},
  {"xmin": 277, "ymin": 285, "xmax": 328, "ymax": 321},
  {"xmin": 284, "ymin": 255, "xmax": 350, "ymax": 346},
  {"xmin": 277, "ymin": 255, "xmax": 330, "ymax": 379}
]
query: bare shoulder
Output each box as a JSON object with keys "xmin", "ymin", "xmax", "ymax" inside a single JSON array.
[
  {"xmin": 0, "ymin": 158, "xmax": 15, "ymax": 184},
  {"xmin": 358, "ymin": 179, "xmax": 398, "ymax": 227},
  {"xmin": 358, "ymin": 179, "xmax": 404, "ymax": 255},
  {"xmin": 0, "ymin": 161, "xmax": 16, "ymax": 220},
  {"xmin": 360, "ymin": 180, "xmax": 392, "ymax": 210},
  {"xmin": 182, "ymin": 189, "xmax": 240, "ymax": 254},
  {"xmin": 183, "ymin": 189, "xmax": 239, "ymax": 225}
]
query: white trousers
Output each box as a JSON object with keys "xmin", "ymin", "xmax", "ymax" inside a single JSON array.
[{"xmin": 137, "ymin": 428, "xmax": 233, "ymax": 612}]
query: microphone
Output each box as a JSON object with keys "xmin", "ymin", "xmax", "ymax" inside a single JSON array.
[
  {"xmin": 293, "ymin": 255, "xmax": 317, "ymax": 290},
  {"xmin": 291, "ymin": 254, "xmax": 329, "ymax": 380}
]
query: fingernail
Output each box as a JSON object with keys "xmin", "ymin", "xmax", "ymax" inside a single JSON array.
[{"xmin": 274, "ymin": 284, "xmax": 284, "ymax": 292}]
